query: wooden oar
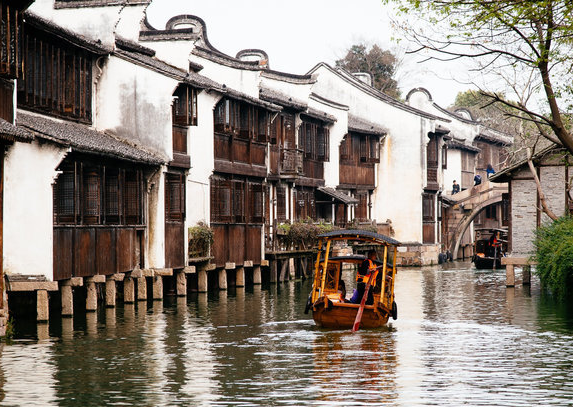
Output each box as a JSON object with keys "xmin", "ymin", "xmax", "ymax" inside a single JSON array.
[{"xmin": 351, "ymin": 270, "xmax": 377, "ymax": 333}]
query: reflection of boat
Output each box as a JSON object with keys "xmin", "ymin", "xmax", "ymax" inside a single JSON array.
[
  {"xmin": 472, "ymin": 228, "xmax": 508, "ymax": 270},
  {"xmin": 305, "ymin": 230, "xmax": 400, "ymax": 330}
]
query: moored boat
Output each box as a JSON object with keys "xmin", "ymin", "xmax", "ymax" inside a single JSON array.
[
  {"xmin": 472, "ymin": 228, "xmax": 508, "ymax": 270},
  {"xmin": 305, "ymin": 230, "xmax": 400, "ymax": 330}
]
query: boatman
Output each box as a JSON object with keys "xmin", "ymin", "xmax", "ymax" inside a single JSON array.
[{"xmin": 350, "ymin": 250, "xmax": 378, "ymax": 305}]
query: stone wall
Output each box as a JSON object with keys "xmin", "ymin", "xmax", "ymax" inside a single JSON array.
[
  {"xmin": 396, "ymin": 243, "xmax": 440, "ymax": 266},
  {"xmin": 511, "ymin": 176, "xmax": 537, "ymax": 256}
]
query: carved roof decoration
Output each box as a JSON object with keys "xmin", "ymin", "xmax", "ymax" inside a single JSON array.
[
  {"xmin": 54, "ymin": 0, "xmax": 151, "ymax": 9},
  {"xmin": 17, "ymin": 111, "xmax": 166, "ymax": 164}
]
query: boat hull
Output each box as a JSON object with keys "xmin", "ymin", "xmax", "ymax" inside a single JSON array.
[
  {"xmin": 473, "ymin": 255, "xmax": 505, "ymax": 270},
  {"xmin": 312, "ymin": 298, "xmax": 390, "ymax": 329}
]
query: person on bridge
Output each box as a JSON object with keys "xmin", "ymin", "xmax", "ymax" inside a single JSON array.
[
  {"xmin": 350, "ymin": 250, "xmax": 378, "ymax": 305},
  {"xmin": 486, "ymin": 164, "xmax": 496, "ymax": 178},
  {"xmin": 452, "ymin": 180, "xmax": 460, "ymax": 194},
  {"xmin": 474, "ymin": 174, "xmax": 482, "ymax": 186}
]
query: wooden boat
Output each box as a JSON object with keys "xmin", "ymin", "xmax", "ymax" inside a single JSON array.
[
  {"xmin": 305, "ymin": 230, "xmax": 400, "ymax": 330},
  {"xmin": 472, "ymin": 228, "xmax": 508, "ymax": 270}
]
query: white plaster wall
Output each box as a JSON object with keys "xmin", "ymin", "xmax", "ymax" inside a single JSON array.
[
  {"xmin": 3, "ymin": 141, "xmax": 68, "ymax": 279},
  {"xmin": 444, "ymin": 149, "xmax": 462, "ymax": 195},
  {"xmin": 96, "ymin": 56, "xmax": 175, "ymax": 159},
  {"xmin": 27, "ymin": 0, "xmax": 124, "ymax": 48},
  {"xmin": 147, "ymin": 166, "xmax": 165, "ymax": 269},
  {"xmin": 143, "ymin": 41, "xmax": 196, "ymax": 71},
  {"xmin": 260, "ymin": 76, "xmax": 315, "ymax": 104},
  {"xmin": 115, "ymin": 5, "xmax": 149, "ymax": 42},
  {"xmin": 311, "ymin": 65, "xmax": 429, "ymax": 242},
  {"xmin": 186, "ymin": 92, "xmax": 219, "ymax": 227}
]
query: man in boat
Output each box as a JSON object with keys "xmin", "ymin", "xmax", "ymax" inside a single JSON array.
[{"xmin": 350, "ymin": 250, "xmax": 378, "ymax": 305}]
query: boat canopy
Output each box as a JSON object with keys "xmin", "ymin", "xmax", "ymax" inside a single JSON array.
[{"xmin": 318, "ymin": 229, "xmax": 401, "ymax": 246}]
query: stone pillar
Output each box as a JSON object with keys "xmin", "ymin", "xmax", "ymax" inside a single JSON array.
[
  {"xmin": 152, "ymin": 276, "xmax": 163, "ymax": 300},
  {"xmin": 218, "ymin": 269, "xmax": 228, "ymax": 290},
  {"xmin": 124, "ymin": 278, "xmax": 135, "ymax": 303},
  {"xmin": 86, "ymin": 280, "xmax": 98, "ymax": 312},
  {"xmin": 198, "ymin": 270, "xmax": 208, "ymax": 293},
  {"xmin": 36, "ymin": 289, "xmax": 49, "ymax": 322},
  {"xmin": 236, "ymin": 267, "xmax": 245, "ymax": 287},
  {"xmin": 253, "ymin": 266, "xmax": 262, "ymax": 285},
  {"xmin": 105, "ymin": 279, "xmax": 116, "ymax": 307},
  {"xmin": 523, "ymin": 265, "xmax": 531, "ymax": 285},
  {"xmin": 137, "ymin": 277, "xmax": 147, "ymax": 301},
  {"xmin": 176, "ymin": 271, "xmax": 187, "ymax": 296},
  {"xmin": 506, "ymin": 264, "xmax": 515, "ymax": 287},
  {"xmin": 60, "ymin": 285, "xmax": 73, "ymax": 317}
]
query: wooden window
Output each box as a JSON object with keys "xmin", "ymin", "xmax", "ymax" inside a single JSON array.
[
  {"xmin": 276, "ymin": 185, "xmax": 286, "ymax": 221},
  {"xmin": 0, "ymin": 78, "xmax": 14, "ymax": 122},
  {"xmin": 340, "ymin": 134, "xmax": 349, "ymax": 161},
  {"xmin": 104, "ymin": 168, "xmax": 120, "ymax": 224},
  {"xmin": 173, "ymin": 85, "xmax": 198, "ymax": 126},
  {"xmin": 82, "ymin": 167, "xmax": 100, "ymax": 225},
  {"xmin": 427, "ymin": 135, "xmax": 438, "ymax": 167},
  {"xmin": 18, "ymin": 24, "xmax": 92, "ymax": 122},
  {"xmin": 54, "ymin": 164, "xmax": 76, "ymax": 224},
  {"xmin": 54, "ymin": 158, "xmax": 144, "ymax": 226},
  {"xmin": 210, "ymin": 176, "xmax": 231, "ymax": 223},
  {"xmin": 0, "ymin": 3, "xmax": 20, "ymax": 78},
  {"xmin": 233, "ymin": 179, "xmax": 246, "ymax": 223},
  {"xmin": 257, "ymin": 109, "xmax": 269, "ymax": 143},
  {"xmin": 249, "ymin": 182, "xmax": 264, "ymax": 224},
  {"xmin": 165, "ymin": 172, "xmax": 185, "ymax": 222},
  {"xmin": 369, "ymin": 136, "xmax": 380, "ymax": 163},
  {"xmin": 355, "ymin": 192, "xmax": 369, "ymax": 220},
  {"xmin": 422, "ymin": 193, "xmax": 435, "ymax": 222},
  {"xmin": 360, "ymin": 136, "xmax": 367, "ymax": 162}
]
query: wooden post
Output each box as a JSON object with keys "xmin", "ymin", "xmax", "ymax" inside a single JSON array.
[
  {"xmin": 506, "ymin": 264, "xmax": 515, "ymax": 287},
  {"xmin": 137, "ymin": 277, "xmax": 147, "ymax": 301},
  {"xmin": 124, "ymin": 278, "xmax": 135, "ymax": 303},
  {"xmin": 61, "ymin": 285, "xmax": 73, "ymax": 317},
  {"xmin": 176, "ymin": 271, "xmax": 187, "ymax": 296},
  {"xmin": 279, "ymin": 259, "xmax": 288, "ymax": 282},
  {"xmin": 253, "ymin": 266, "xmax": 262, "ymax": 285},
  {"xmin": 523, "ymin": 265, "xmax": 531, "ymax": 285},
  {"xmin": 270, "ymin": 260, "xmax": 278, "ymax": 284},
  {"xmin": 219, "ymin": 269, "xmax": 228, "ymax": 290},
  {"xmin": 289, "ymin": 258, "xmax": 295, "ymax": 279},
  {"xmin": 152, "ymin": 276, "xmax": 163, "ymax": 300},
  {"xmin": 236, "ymin": 267, "xmax": 245, "ymax": 287},
  {"xmin": 105, "ymin": 279, "xmax": 116, "ymax": 307},
  {"xmin": 37, "ymin": 289, "xmax": 49, "ymax": 322}
]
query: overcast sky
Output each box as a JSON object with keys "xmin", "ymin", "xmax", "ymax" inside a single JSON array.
[{"xmin": 146, "ymin": 0, "xmax": 472, "ymax": 106}]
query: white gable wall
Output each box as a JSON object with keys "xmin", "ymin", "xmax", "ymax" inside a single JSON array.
[{"xmin": 3, "ymin": 141, "xmax": 68, "ymax": 279}]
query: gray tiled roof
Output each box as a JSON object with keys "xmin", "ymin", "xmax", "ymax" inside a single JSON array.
[
  {"xmin": 259, "ymin": 86, "xmax": 307, "ymax": 111},
  {"xmin": 348, "ymin": 114, "xmax": 387, "ymax": 136},
  {"xmin": 302, "ymin": 107, "xmax": 337, "ymax": 124},
  {"xmin": 0, "ymin": 118, "xmax": 34, "ymax": 142},
  {"xmin": 17, "ymin": 111, "xmax": 165, "ymax": 165}
]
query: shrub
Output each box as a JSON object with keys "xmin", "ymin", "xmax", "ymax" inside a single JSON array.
[
  {"xmin": 188, "ymin": 221, "xmax": 214, "ymax": 258},
  {"xmin": 277, "ymin": 219, "xmax": 338, "ymax": 250},
  {"xmin": 533, "ymin": 216, "xmax": 573, "ymax": 298}
]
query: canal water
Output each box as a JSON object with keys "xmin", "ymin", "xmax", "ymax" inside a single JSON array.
[{"xmin": 2, "ymin": 262, "xmax": 573, "ymax": 406}]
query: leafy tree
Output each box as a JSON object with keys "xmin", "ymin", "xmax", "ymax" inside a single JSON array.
[
  {"xmin": 534, "ymin": 216, "xmax": 573, "ymax": 298},
  {"xmin": 335, "ymin": 44, "xmax": 401, "ymax": 99},
  {"xmin": 383, "ymin": 0, "xmax": 573, "ymax": 155}
]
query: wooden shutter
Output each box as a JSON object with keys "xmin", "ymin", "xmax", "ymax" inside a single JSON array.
[
  {"xmin": 276, "ymin": 185, "xmax": 286, "ymax": 221},
  {"xmin": 123, "ymin": 170, "xmax": 141, "ymax": 225},
  {"xmin": 104, "ymin": 167, "xmax": 120, "ymax": 224},
  {"xmin": 233, "ymin": 179, "xmax": 246, "ymax": 223},
  {"xmin": 360, "ymin": 136, "xmax": 367, "ymax": 162},
  {"xmin": 83, "ymin": 167, "xmax": 100, "ymax": 225},
  {"xmin": 54, "ymin": 164, "xmax": 76, "ymax": 224},
  {"xmin": 165, "ymin": 172, "xmax": 185, "ymax": 222},
  {"xmin": 249, "ymin": 182, "xmax": 264, "ymax": 224},
  {"xmin": 317, "ymin": 127, "xmax": 326, "ymax": 161}
]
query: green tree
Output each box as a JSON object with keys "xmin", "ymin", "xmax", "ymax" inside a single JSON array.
[
  {"xmin": 335, "ymin": 44, "xmax": 401, "ymax": 99},
  {"xmin": 383, "ymin": 0, "xmax": 573, "ymax": 155}
]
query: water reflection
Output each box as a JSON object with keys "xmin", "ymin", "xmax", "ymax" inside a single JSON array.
[{"xmin": 1, "ymin": 263, "xmax": 573, "ymax": 406}]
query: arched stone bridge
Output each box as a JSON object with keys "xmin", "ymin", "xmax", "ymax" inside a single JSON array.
[{"xmin": 444, "ymin": 180, "xmax": 508, "ymax": 260}]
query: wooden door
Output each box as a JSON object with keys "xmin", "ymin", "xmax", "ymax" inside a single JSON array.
[{"xmin": 165, "ymin": 172, "xmax": 185, "ymax": 269}]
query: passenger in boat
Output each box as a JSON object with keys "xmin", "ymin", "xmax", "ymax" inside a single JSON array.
[
  {"xmin": 338, "ymin": 279, "xmax": 348, "ymax": 302},
  {"xmin": 350, "ymin": 250, "xmax": 377, "ymax": 305},
  {"xmin": 488, "ymin": 231, "xmax": 501, "ymax": 256}
]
